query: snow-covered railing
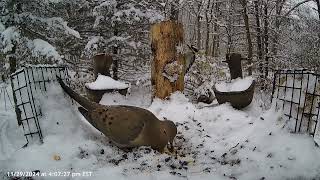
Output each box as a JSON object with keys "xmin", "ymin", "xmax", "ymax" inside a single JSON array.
[
  {"xmin": 271, "ymin": 69, "xmax": 320, "ymax": 140},
  {"xmin": 10, "ymin": 65, "xmax": 69, "ymax": 146}
]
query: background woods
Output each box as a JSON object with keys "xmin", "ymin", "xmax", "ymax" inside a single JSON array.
[
  {"xmin": 1, "ymin": 1, "xmax": 320, "ymax": 179},
  {"xmin": 1, "ymin": 0, "xmax": 319, "ymax": 96}
]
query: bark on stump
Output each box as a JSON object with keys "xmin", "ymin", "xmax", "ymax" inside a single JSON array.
[
  {"xmin": 151, "ymin": 20, "xmax": 185, "ymax": 99},
  {"xmin": 93, "ymin": 53, "xmax": 113, "ymax": 79}
]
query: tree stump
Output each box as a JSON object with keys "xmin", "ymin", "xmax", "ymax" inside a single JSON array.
[
  {"xmin": 93, "ymin": 53, "xmax": 113, "ymax": 79},
  {"xmin": 151, "ymin": 20, "xmax": 185, "ymax": 99}
]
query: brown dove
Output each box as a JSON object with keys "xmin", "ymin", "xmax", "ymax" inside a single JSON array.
[{"xmin": 56, "ymin": 76, "xmax": 177, "ymax": 152}]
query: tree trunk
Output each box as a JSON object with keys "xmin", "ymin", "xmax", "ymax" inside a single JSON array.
[
  {"xmin": 211, "ymin": 1, "xmax": 220, "ymax": 57},
  {"xmin": 196, "ymin": 2, "xmax": 202, "ymax": 50},
  {"xmin": 211, "ymin": 26, "xmax": 217, "ymax": 57},
  {"xmin": 211, "ymin": 26, "xmax": 220, "ymax": 57},
  {"xmin": 316, "ymin": 0, "xmax": 320, "ymax": 41},
  {"xmin": 205, "ymin": 23, "xmax": 210, "ymax": 56},
  {"xmin": 197, "ymin": 16, "xmax": 201, "ymax": 50},
  {"xmin": 272, "ymin": 0, "xmax": 285, "ymax": 58},
  {"xmin": 9, "ymin": 44, "xmax": 17, "ymax": 74},
  {"xmin": 239, "ymin": 0, "xmax": 253, "ymax": 75},
  {"xmin": 205, "ymin": 0, "xmax": 212, "ymax": 56},
  {"xmin": 0, "ymin": 54, "xmax": 4, "ymax": 74},
  {"xmin": 170, "ymin": 0, "xmax": 179, "ymax": 21},
  {"xmin": 112, "ymin": 26, "xmax": 119, "ymax": 80},
  {"xmin": 205, "ymin": 22, "xmax": 210, "ymax": 56},
  {"xmin": 263, "ymin": 2, "xmax": 269, "ymax": 77},
  {"xmin": 254, "ymin": 0, "xmax": 263, "ymax": 77},
  {"xmin": 316, "ymin": 0, "xmax": 320, "ymax": 20},
  {"xmin": 151, "ymin": 21, "xmax": 185, "ymax": 99},
  {"xmin": 226, "ymin": 0, "xmax": 233, "ymax": 55},
  {"xmin": 315, "ymin": 0, "xmax": 320, "ymax": 42},
  {"xmin": 215, "ymin": 32, "xmax": 220, "ymax": 57},
  {"xmin": 7, "ymin": 2, "xmax": 20, "ymax": 75}
]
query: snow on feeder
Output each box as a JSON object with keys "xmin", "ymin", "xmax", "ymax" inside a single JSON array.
[
  {"xmin": 214, "ymin": 77, "xmax": 255, "ymax": 109},
  {"xmin": 85, "ymin": 74, "xmax": 130, "ymax": 102},
  {"xmin": 213, "ymin": 53, "xmax": 255, "ymax": 109}
]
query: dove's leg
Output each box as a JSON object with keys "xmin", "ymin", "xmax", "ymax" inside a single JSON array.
[{"xmin": 168, "ymin": 141, "xmax": 174, "ymax": 152}]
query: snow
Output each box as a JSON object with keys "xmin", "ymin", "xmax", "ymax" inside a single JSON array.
[
  {"xmin": 1, "ymin": 80, "xmax": 320, "ymax": 179},
  {"xmin": 63, "ymin": 21, "xmax": 81, "ymax": 39},
  {"xmin": 42, "ymin": 16, "xmax": 81, "ymax": 39},
  {"xmin": 95, "ymin": 0, "xmax": 117, "ymax": 9},
  {"xmin": 93, "ymin": 15, "xmax": 104, "ymax": 28},
  {"xmin": 85, "ymin": 36, "xmax": 102, "ymax": 51},
  {"xmin": 163, "ymin": 61, "xmax": 183, "ymax": 83},
  {"xmin": 99, "ymin": 85, "xmax": 151, "ymax": 108},
  {"xmin": 93, "ymin": 0, "xmax": 117, "ymax": 17},
  {"xmin": 45, "ymin": 0, "xmax": 63, "ymax": 3},
  {"xmin": 93, "ymin": 1, "xmax": 163, "ymax": 25},
  {"xmin": 0, "ymin": 22, "xmax": 5, "ymax": 32},
  {"xmin": 315, "ymin": 122, "xmax": 320, "ymax": 146},
  {"xmin": 0, "ymin": 26, "xmax": 20, "ymax": 53},
  {"xmin": 145, "ymin": 10, "xmax": 164, "ymax": 23},
  {"xmin": 215, "ymin": 76, "xmax": 254, "ymax": 92},
  {"xmin": 113, "ymin": 4, "xmax": 163, "ymax": 23},
  {"xmin": 85, "ymin": 75, "xmax": 129, "ymax": 90},
  {"xmin": 27, "ymin": 39, "xmax": 61, "ymax": 61},
  {"xmin": 15, "ymin": 14, "xmax": 80, "ymax": 39},
  {"xmin": 0, "ymin": 85, "xmax": 25, "ymax": 160},
  {"xmin": 290, "ymin": 0, "xmax": 319, "ymax": 18},
  {"xmin": 106, "ymin": 36, "xmax": 129, "ymax": 44},
  {"xmin": 114, "ymin": 6, "xmax": 144, "ymax": 21}
]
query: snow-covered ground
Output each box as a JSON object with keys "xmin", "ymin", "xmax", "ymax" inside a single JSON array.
[{"xmin": 1, "ymin": 82, "xmax": 320, "ymax": 180}]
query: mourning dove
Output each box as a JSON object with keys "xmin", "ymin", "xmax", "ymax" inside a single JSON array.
[{"xmin": 57, "ymin": 76, "xmax": 177, "ymax": 152}]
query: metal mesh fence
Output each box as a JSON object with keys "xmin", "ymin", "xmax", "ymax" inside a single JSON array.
[
  {"xmin": 271, "ymin": 69, "xmax": 320, "ymax": 136},
  {"xmin": 10, "ymin": 65, "xmax": 70, "ymax": 145}
]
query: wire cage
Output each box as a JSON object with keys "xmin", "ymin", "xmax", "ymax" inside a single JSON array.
[
  {"xmin": 10, "ymin": 65, "xmax": 70, "ymax": 146},
  {"xmin": 271, "ymin": 69, "xmax": 320, "ymax": 137}
]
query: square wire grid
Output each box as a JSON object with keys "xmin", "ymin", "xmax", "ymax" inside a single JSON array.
[
  {"xmin": 271, "ymin": 69, "xmax": 320, "ymax": 136},
  {"xmin": 10, "ymin": 65, "xmax": 70, "ymax": 145}
]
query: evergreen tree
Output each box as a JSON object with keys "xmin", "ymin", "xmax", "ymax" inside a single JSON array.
[{"xmin": 0, "ymin": 0, "xmax": 80, "ymax": 72}]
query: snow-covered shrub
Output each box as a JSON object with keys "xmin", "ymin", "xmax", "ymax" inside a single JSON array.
[{"xmin": 185, "ymin": 55, "xmax": 228, "ymax": 101}]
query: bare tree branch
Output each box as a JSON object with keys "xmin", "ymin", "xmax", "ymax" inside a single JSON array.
[{"xmin": 283, "ymin": 0, "xmax": 313, "ymax": 17}]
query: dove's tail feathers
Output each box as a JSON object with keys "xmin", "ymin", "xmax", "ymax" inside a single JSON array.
[
  {"xmin": 78, "ymin": 106, "xmax": 90, "ymax": 120},
  {"xmin": 78, "ymin": 106, "xmax": 101, "ymax": 131},
  {"xmin": 57, "ymin": 76, "xmax": 97, "ymax": 111}
]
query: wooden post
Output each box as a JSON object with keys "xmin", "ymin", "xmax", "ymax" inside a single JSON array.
[
  {"xmin": 93, "ymin": 53, "xmax": 113, "ymax": 79},
  {"xmin": 151, "ymin": 20, "xmax": 185, "ymax": 99},
  {"xmin": 225, "ymin": 53, "xmax": 243, "ymax": 79}
]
